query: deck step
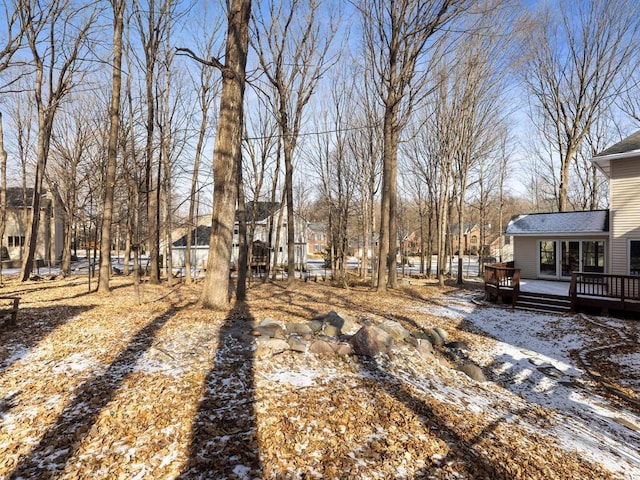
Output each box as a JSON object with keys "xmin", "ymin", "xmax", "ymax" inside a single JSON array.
[{"xmin": 515, "ymin": 292, "xmax": 571, "ymax": 313}]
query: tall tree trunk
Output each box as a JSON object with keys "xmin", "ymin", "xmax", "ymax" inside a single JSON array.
[
  {"xmin": 98, "ymin": 0, "xmax": 125, "ymax": 293},
  {"xmin": 0, "ymin": 113, "xmax": 6, "ymax": 284},
  {"xmin": 236, "ymin": 156, "xmax": 248, "ymax": 300},
  {"xmin": 201, "ymin": 0, "xmax": 251, "ymax": 308},
  {"xmin": 186, "ymin": 100, "xmax": 208, "ymax": 284},
  {"xmin": 283, "ymin": 140, "xmax": 296, "ymax": 287}
]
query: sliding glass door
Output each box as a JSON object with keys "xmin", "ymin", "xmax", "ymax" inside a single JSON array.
[
  {"xmin": 561, "ymin": 241, "xmax": 580, "ymax": 277},
  {"xmin": 539, "ymin": 240, "xmax": 606, "ymax": 279}
]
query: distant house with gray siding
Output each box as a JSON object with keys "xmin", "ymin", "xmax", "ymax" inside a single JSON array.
[{"xmin": 507, "ymin": 130, "xmax": 640, "ymax": 280}]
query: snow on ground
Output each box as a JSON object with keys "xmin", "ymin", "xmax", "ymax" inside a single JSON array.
[{"xmin": 415, "ymin": 292, "xmax": 640, "ymax": 479}]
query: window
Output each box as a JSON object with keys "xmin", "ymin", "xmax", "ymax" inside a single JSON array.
[
  {"xmin": 539, "ymin": 240, "xmax": 556, "ymax": 276},
  {"xmin": 630, "ymin": 240, "xmax": 640, "ymax": 276},
  {"xmin": 8, "ymin": 236, "xmax": 24, "ymax": 247},
  {"xmin": 471, "ymin": 235, "xmax": 477, "ymax": 244},
  {"xmin": 582, "ymin": 241, "xmax": 604, "ymax": 273}
]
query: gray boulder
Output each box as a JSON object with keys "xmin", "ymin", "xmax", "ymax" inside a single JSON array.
[
  {"xmin": 252, "ymin": 324, "xmax": 286, "ymax": 339},
  {"xmin": 378, "ymin": 319, "xmax": 409, "ymax": 342},
  {"xmin": 307, "ymin": 320, "xmax": 324, "ymax": 332},
  {"xmin": 350, "ymin": 325, "xmax": 394, "ymax": 357},
  {"xmin": 259, "ymin": 317, "xmax": 282, "ymax": 327},
  {"xmin": 333, "ymin": 342, "xmax": 353, "ymax": 356},
  {"xmin": 446, "ymin": 341, "xmax": 469, "ymax": 351},
  {"xmin": 287, "ymin": 335, "xmax": 307, "ymax": 353},
  {"xmin": 433, "ymin": 327, "xmax": 448, "ymax": 343},
  {"xmin": 320, "ymin": 310, "xmax": 357, "ymax": 335},
  {"xmin": 429, "ymin": 329, "xmax": 445, "ymax": 347},
  {"xmin": 286, "ymin": 323, "xmax": 313, "ymax": 336},
  {"xmin": 254, "ymin": 337, "xmax": 290, "ymax": 356},
  {"xmin": 460, "ymin": 363, "xmax": 486, "ymax": 382},
  {"xmin": 309, "ymin": 339, "xmax": 336, "ymax": 355}
]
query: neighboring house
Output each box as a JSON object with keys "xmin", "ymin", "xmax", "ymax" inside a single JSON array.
[
  {"xmin": 486, "ymin": 234, "xmax": 513, "ymax": 263},
  {"xmin": 402, "ymin": 230, "xmax": 421, "ymax": 255},
  {"xmin": 307, "ymin": 222, "xmax": 327, "ymax": 256},
  {"xmin": 507, "ymin": 129, "xmax": 640, "ymax": 280},
  {"xmin": 450, "ymin": 223, "xmax": 481, "ymax": 255},
  {"xmin": 350, "ymin": 233, "xmax": 379, "ymax": 259},
  {"xmin": 1, "ymin": 187, "xmax": 63, "ymax": 267},
  {"xmin": 171, "ymin": 201, "xmax": 308, "ymax": 270}
]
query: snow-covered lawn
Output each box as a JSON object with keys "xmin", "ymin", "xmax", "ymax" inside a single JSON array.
[{"xmin": 414, "ymin": 291, "xmax": 640, "ymax": 478}]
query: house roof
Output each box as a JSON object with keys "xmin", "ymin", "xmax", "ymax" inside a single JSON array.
[
  {"xmin": 591, "ymin": 129, "xmax": 640, "ymax": 177},
  {"xmin": 3, "ymin": 187, "xmax": 36, "ymax": 208},
  {"xmin": 239, "ymin": 201, "xmax": 280, "ymax": 223},
  {"xmin": 172, "ymin": 225, "xmax": 211, "ymax": 247},
  {"xmin": 450, "ymin": 223, "xmax": 478, "ymax": 235},
  {"xmin": 506, "ymin": 210, "xmax": 609, "ymax": 236}
]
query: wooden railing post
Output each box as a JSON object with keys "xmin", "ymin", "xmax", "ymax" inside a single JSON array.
[{"xmin": 569, "ymin": 272, "xmax": 577, "ymax": 311}]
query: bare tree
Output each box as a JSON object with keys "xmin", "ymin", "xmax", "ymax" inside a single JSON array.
[
  {"xmin": 98, "ymin": 0, "xmax": 126, "ymax": 292},
  {"xmin": 183, "ymin": 7, "xmax": 222, "ymax": 284},
  {"xmin": 519, "ymin": 0, "xmax": 640, "ymax": 212},
  {"xmin": 19, "ymin": 0, "xmax": 98, "ymax": 281},
  {"xmin": 47, "ymin": 102, "xmax": 96, "ymax": 275},
  {"xmin": 0, "ymin": 113, "xmax": 7, "ymax": 284},
  {"xmin": 198, "ymin": 0, "xmax": 251, "ymax": 308},
  {"xmin": 133, "ymin": 0, "xmax": 175, "ymax": 284},
  {"xmin": 252, "ymin": 0, "xmax": 340, "ymax": 287},
  {"xmin": 358, "ymin": 0, "xmax": 468, "ymax": 291}
]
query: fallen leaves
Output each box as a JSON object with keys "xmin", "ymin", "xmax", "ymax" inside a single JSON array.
[{"xmin": 0, "ymin": 277, "xmax": 631, "ymax": 479}]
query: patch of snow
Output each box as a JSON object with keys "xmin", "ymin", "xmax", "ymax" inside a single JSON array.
[
  {"xmin": 51, "ymin": 352, "xmax": 99, "ymax": 375},
  {"xmin": 232, "ymin": 463, "xmax": 251, "ymax": 479},
  {"xmin": 264, "ymin": 370, "xmax": 318, "ymax": 387},
  {"xmin": 0, "ymin": 345, "xmax": 29, "ymax": 370}
]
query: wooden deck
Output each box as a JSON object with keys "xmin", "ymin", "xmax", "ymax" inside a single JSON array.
[
  {"xmin": 569, "ymin": 272, "xmax": 640, "ymax": 314},
  {"xmin": 484, "ymin": 262, "xmax": 520, "ymax": 306},
  {"xmin": 484, "ymin": 264, "xmax": 640, "ymax": 316}
]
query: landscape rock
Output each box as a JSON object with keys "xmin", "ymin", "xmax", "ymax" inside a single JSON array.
[
  {"xmin": 320, "ymin": 310, "xmax": 357, "ymax": 335},
  {"xmin": 259, "ymin": 317, "xmax": 282, "ymax": 327},
  {"xmin": 429, "ymin": 329, "xmax": 445, "ymax": 347},
  {"xmin": 286, "ymin": 323, "xmax": 313, "ymax": 336},
  {"xmin": 252, "ymin": 324, "xmax": 286, "ymax": 339},
  {"xmin": 309, "ymin": 339, "xmax": 336, "ymax": 355},
  {"xmin": 287, "ymin": 335, "xmax": 307, "ymax": 353},
  {"xmin": 350, "ymin": 325, "xmax": 394, "ymax": 357},
  {"xmin": 416, "ymin": 338, "xmax": 434, "ymax": 360},
  {"xmin": 333, "ymin": 342, "xmax": 353, "ymax": 356},
  {"xmin": 460, "ymin": 363, "xmax": 486, "ymax": 382},
  {"xmin": 307, "ymin": 320, "xmax": 324, "ymax": 332},
  {"xmin": 254, "ymin": 337, "xmax": 290, "ymax": 356},
  {"xmin": 433, "ymin": 327, "xmax": 448, "ymax": 343},
  {"xmin": 446, "ymin": 341, "xmax": 470, "ymax": 350},
  {"xmin": 323, "ymin": 324, "xmax": 341, "ymax": 337},
  {"xmin": 378, "ymin": 319, "xmax": 409, "ymax": 342}
]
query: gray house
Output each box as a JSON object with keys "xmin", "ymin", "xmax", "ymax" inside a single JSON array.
[{"xmin": 507, "ymin": 130, "xmax": 640, "ymax": 280}]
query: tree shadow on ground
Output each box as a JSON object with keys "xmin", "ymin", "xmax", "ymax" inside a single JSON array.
[
  {"xmin": 356, "ymin": 356, "xmax": 512, "ymax": 479},
  {"xmin": 0, "ymin": 305, "xmax": 96, "ymax": 376},
  {"xmin": 179, "ymin": 301, "xmax": 262, "ymax": 479},
  {"xmin": 7, "ymin": 306, "xmax": 181, "ymax": 479}
]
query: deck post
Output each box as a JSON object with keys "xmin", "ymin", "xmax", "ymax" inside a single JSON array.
[{"xmin": 569, "ymin": 273, "xmax": 577, "ymax": 311}]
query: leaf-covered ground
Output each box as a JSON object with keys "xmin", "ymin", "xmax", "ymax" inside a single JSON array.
[{"xmin": 0, "ymin": 276, "xmax": 638, "ymax": 479}]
